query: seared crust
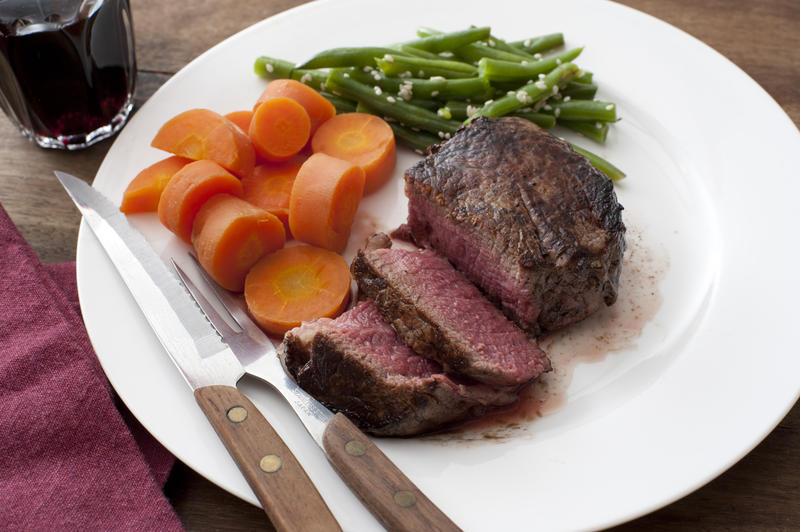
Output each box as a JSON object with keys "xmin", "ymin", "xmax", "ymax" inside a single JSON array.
[
  {"xmin": 351, "ymin": 234, "xmax": 549, "ymax": 387},
  {"xmin": 279, "ymin": 304, "xmax": 518, "ymax": 437},
  {"xmin": 404, "ymin": 116, "xmax": 626, "ymax": 334}
]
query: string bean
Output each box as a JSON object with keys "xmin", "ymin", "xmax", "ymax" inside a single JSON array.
[
  {"xmin": 509, "ymin": 33, "xmax": 565, "ymax": 54},
  {"xmin": 404, "ymin": 26, "xmax": 491, "ymax": 53},
  {"xmin": 325, "ymin": 69, "xmax": 461, "ymax": 136},
  {"xmin": 297, "ymin": 47, "xmax": 412, "ymax": 69},
  {"xmin": 252, "ymin": 25, "xmax": 624, "ymax": 180},
  {"xmin": 375, "ymin": 54, "xmax": 478, "ymax": 79},
  {"xmin": 470, "ymin": 62, "xmax": 580, "ymax": 120},
  {"xmin": 571, "ymin": 144, "xmax": 626, "ymax": 181},
  {"xmin": 477, "ymin": 47, "xmax": 584, "ymax": 83}
]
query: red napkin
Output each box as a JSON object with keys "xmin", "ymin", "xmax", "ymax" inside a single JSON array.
[{"xmin": 0, "ymin": 204, "xmax": 183, "ymax": 530}]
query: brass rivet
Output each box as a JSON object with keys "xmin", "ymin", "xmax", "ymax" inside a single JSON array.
[
  {"xmin": 394, "ymin": 490, "xmax": 416, "ymax": 508},
  {"xmin": 259, "ymin": 454, "xmax": 282, "ymax": 473},
  {"xmin": 345, "ymin": 440, "xmax": 366, "ymax": 456},
  {"xmin": 226, "ymin": 406, "xmax": 248, "ymax": 423}
]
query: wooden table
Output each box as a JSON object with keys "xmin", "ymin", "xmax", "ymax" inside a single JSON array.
[{"xmin": 1, "ymin": 0, "xmax": 797, "ymax": 529}]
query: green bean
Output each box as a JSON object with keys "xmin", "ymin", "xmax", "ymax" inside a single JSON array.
[
  {"xmin": 290, "ymin": 68, "xmax": 330, "ymax": 91},
  {"xmin": 346, "ymin": 69, "xmax": 492, "ymax": 101},
  {"xmin": 514, "ymin": 111, "xmax": 556, "ymax": 129},
  {"xmin": 398, "ymin": 45, "xmax": 443, "ymax": 59},
  {"xmin": 453, "ymin": 41, "xmax": 536, "ymax": 64},
  {"xmin": 376, "ymin": 54, "xmax": 478, "ymax": 79},
  {"xmin": 470, "ymin": 62, "xmax": 580, "ymax": 120},
  {"xmin": 560, "ymin": 81, "xmax": 598, "ymax": 100},
  {"xmin": 560, "ymin": 120, "xmax": 609, "ymax": 143},
  {"xmin": 406, "ymin": 26, "xmax": 491, "ymax": 53},
  {"xmin": 546, "ymin": 100, "xmax": 617, "ymax": 122},
  {"xmin": 252, "ymin": 28, "xmax": 624, "ymax": 183},
  {"xmin": 402, "ymin": 97, "xmax": 441, "ymax": 111},
  {"xmin": 325, "ymin": 69, "xmax": 461, "ymax": 136},
  {"xmin": 389, "ymin": 122, "xmax": 443, "ymax": 153},
  {"xmin": 438, "ymin": 100, "xmax": 472, "ymax": 121},
  {"xmin": 477, "ymin": 47, "xmax": 583, "ymax": 83},
  {"xmin": 416, "ymin": 27, "xmax": 533, "ymax": 63},
  {"xmin": 296, "ymin": 47, "xmax": 412, "ymax": 69},
  {"xmin": 321, "ymin": 92, "xmax": 357, "ymax": 113},
  {"xmin": 254, "ymin": 56, "xmax": 295, "ymax": 79},
  {"xmin": 356, "ymin": 101, "xmax": 442, "ymax": 153},
  {"xmin": 509, "ymin": 33, "xmax": 565, "ymax": 54},
  {"xmin": 484, "ymin": 34, "xmax": 539, "ymax": 60},
  {"xmin": 571, "ymin": 144, "xmax": 625, "ymax": 181},
  {"xmin": 443, "ymin": 99, "xmax": 556, "ymax": 127}
]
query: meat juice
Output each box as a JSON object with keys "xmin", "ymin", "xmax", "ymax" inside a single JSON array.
[
  {"xmin": 0, "ymin": 0, "xmax": 135, "ymax": 148},
  {"xmin": 425, "ymin": 226, "xmax": 668, "ymax": 442}
]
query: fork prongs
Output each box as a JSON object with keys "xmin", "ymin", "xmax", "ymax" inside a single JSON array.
[
  {"xmin": 170, "ymin": 258, "xmax": 242, "ymax": 338},
  {"xmin": 185, "ymin": 253, "xmax": 254, "ymax": 328}
]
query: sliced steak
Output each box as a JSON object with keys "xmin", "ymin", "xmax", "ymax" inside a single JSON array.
[
  {"xmin": 351, "ymin": 233, "xmax": 550, "ymax": 387},
  {"xmin": 280, "ymin": 300, "xmax": 518, "ymax": 436},
  {"xmin": 403, "ymin": 116, "xmax": 625, "ymax": 335}
]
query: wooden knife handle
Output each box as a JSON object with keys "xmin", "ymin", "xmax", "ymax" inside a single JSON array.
[
  {"xmin": 194, "ymin": 385, "xmax": 341, "ymax": 532},
  {"xmin": 322, "ymin": 413, "xmax": 461, "ymax": 532}
]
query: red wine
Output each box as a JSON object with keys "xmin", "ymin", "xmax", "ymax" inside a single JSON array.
[{"xmin": 0, "ymin": 0, "xmax": 135, "ymax": 147}]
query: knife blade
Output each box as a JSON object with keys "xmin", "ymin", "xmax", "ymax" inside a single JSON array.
[
  {"xmin": 55, "ymin": 171, "xmax": 341, "ymax": 532},
  {"xmin": 172, "ymin": 253, "xmax": 462, "ymax": 532}
]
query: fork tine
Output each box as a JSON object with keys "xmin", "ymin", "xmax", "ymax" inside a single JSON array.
[
  {"xmin": 171, "ymin": 258, "xmax": 241, "ymax": 339},
  {"xmin": 186, "ymin": 253, "xmax": 256, "ymax": 329}
]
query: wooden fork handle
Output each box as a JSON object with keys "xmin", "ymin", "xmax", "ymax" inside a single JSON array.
[{"xmin": 322, "ymin": 413, "xmax": 462, "ymax": 532}]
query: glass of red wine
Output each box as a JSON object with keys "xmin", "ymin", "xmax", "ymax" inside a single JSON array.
[{"xmin": 0, "ymin": 0, "xmax": 136, "ymax": 150}]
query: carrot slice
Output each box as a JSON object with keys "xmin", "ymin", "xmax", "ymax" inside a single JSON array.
[
  {"xmin": 157, "ymin": 160, "xmax": 243, "ymax": 243},
  {"xmin": 241, "ymin": 160, "xmax": 304, "ymax": 233},
  {"xmin": 248, "ymin": 97, "xmax": 310, "ymax": 162},
  {"xmin": 224, "ymin": 110, "xmax": 253, "ymax": 134},
  {"xmin": 120, "ymin": 155, "xmax": 192, "ymax": 214},
  {"xmin": 151, "ymin": 108, "xmax": 255, "ymax": 178},
  {"xmin": 310, "ymin": 112, "xmax": 396, "ymax": 194},
  {"xmin": 244, "ymin": 245, "xmax": 351, "ymax": 336},
  {"xmin": 255, "ymin": 79, "xmax": 335, "ymax": 135},
  {"xmin": 288, "ymin": 153, "xmax": 365, "ymax": 253},
  {"xmin": 192, "ymin": 194, "xmax": 286, "ymax": 292}
]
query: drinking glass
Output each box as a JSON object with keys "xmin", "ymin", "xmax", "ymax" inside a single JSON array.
[{"xmin": 0, "ymin": 0, "xmax": 136, "ymax": 150}]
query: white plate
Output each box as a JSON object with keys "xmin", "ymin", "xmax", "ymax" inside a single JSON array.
[{"xmin": 76, "ymin": 0, "xmax": 800, "ymax": 530}]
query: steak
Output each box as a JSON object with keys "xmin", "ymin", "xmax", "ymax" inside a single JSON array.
[
  {"xmin": 279, "ymin": 300, "xmax": 518, "ymax": 436},
  {"xmin": 351, "ymin": 233, "xmax": 550, "ymax": 387},
  {"xmin": 402, "ymin": 116, "xmax": 626, "ymax": 335}
]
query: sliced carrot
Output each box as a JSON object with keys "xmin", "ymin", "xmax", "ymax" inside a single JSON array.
[
  {"xmin": 224, "ymin": 110, "xmax": 253, "ymax": 133},
  {"xmin": 241, "ymin": 160, "xmax": 304, "ymax": 233},
  {"xmin": 248, "ymin": 97, "xmax": 310, "ymax": 162},
  {"xmin": 192, "ymin": 194, "xmax": 286, "ymax": 292},
  {"xmin": 157, "ymin": 160, "xmax": 243, "ymax": 243},
  {"xmin": 244, "ymin": 245, "xmax": 351, "ymax": 336},
  {"xmin": 120, "ymin": 155, "xmax": 193, "ymax": 214},
  {"xmin": 288, "ymin": 153, "xmax": 365, "ymax": 253},
  {"xmin": 255, "ymin": 79, "xmax": 335, "ymax": 135},
  {"xmin": 151, "ymin": 108, "xmax": 255, "ymax": 178},
  {"xmin": 310, "ymin": 112, "xmax": 396, "ymax": 194}
]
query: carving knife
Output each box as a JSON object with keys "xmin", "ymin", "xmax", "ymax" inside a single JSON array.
[
  {"xmin": 56, "ymin": 171, "xmax": 341, "ymax": 532},
  {"xmin": 57, "ymin": 171, "xmax": 462, "ymax": 531}
]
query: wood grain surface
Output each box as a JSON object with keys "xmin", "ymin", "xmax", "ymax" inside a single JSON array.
[
  {"xmin": 321, "ymin": 413, "xmax": 461, "ymax": 531},
  {"xmin": 193, "ymin": 385, "xmax": 341, "ymax": 532},
  {"xmin": 1, "ymin": 1, "xmax": 797, "ymax": 530}
]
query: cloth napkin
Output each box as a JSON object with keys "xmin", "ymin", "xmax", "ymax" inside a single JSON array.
[{"xmin": 0, "ymin": 203, "xmax": 183, "ymax": 531}]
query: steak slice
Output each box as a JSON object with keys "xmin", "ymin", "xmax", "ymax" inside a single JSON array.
[
  {"xmin": 402, "ymin": 116, "xmax": 626, "ymax": 335},
  {"xmin": 351, "ymin": 233, "xmax": 550, "ymax": 387},
  {"xmin": 279, "ymin": 300, "xmax": 518, "ymax": 436}
]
